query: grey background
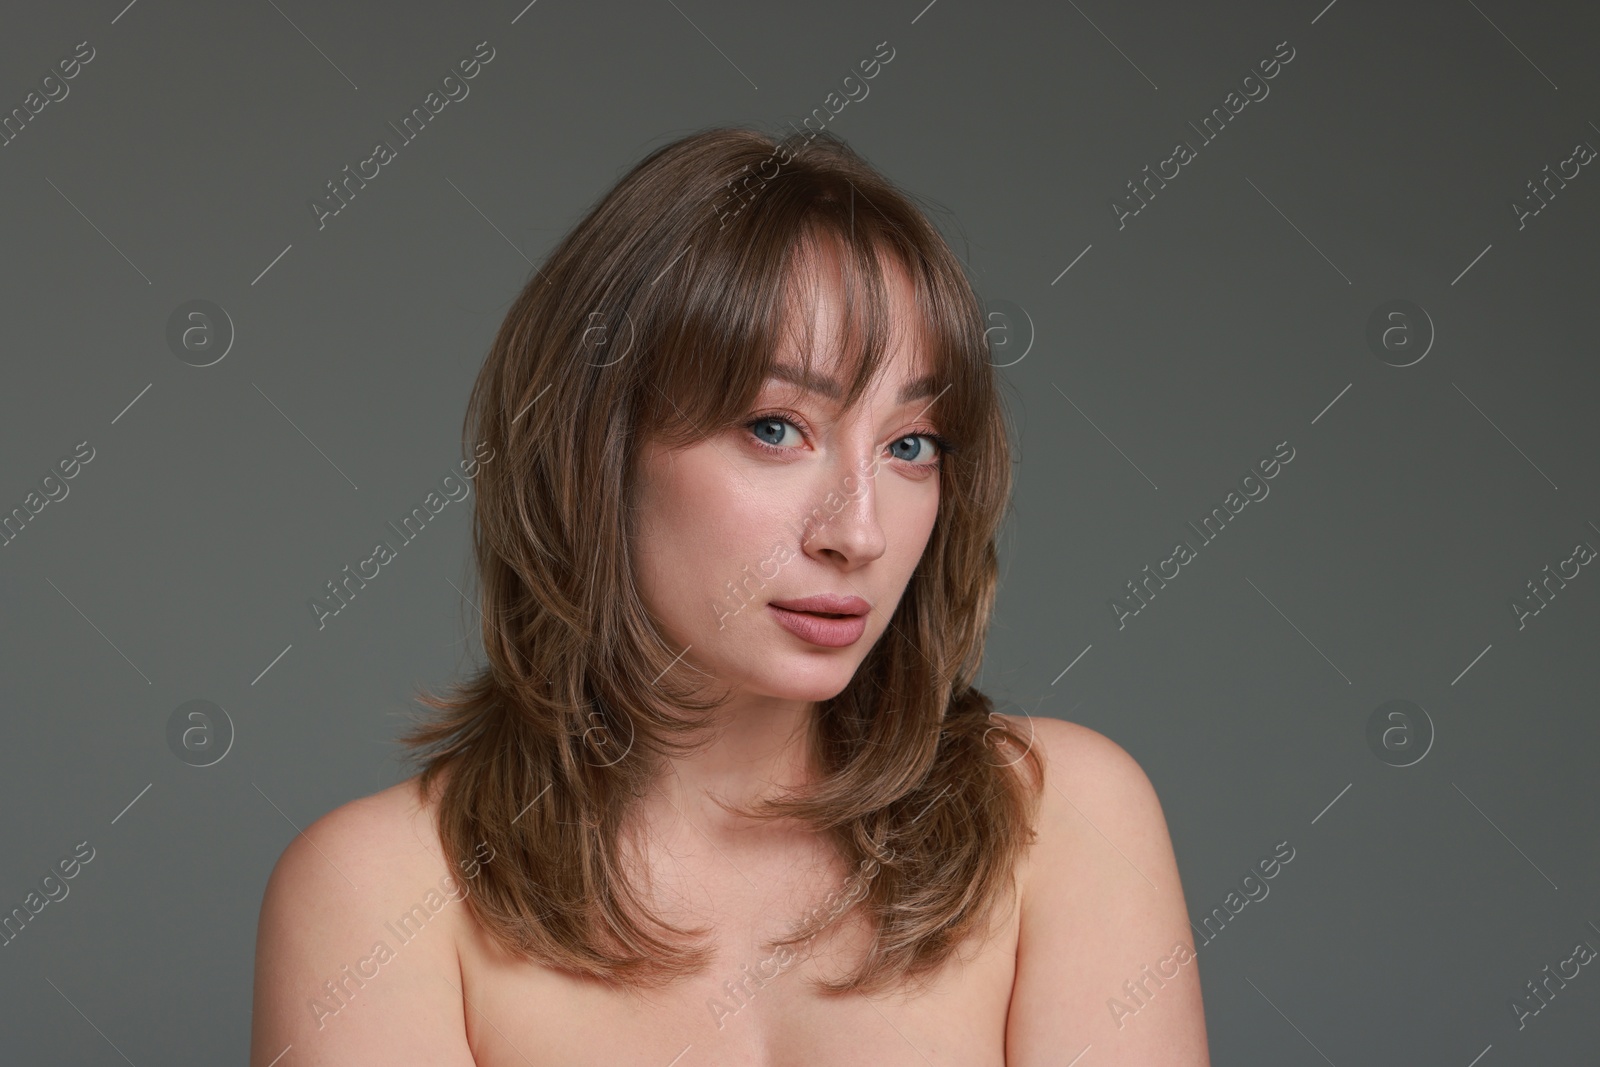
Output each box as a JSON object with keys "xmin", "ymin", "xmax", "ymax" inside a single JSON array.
[{"xmin": 2, "ymin": 0, "xmax": 1597, "ymax": 1063}]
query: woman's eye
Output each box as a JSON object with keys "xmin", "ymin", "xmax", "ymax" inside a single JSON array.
[
  {"xmin": 744, "ymin": 415, "xmax": 948, "ymax": 469},
  {"xmin": 749, "ymin": 416, "xmax": 801, "ymax": 449},
  {"xmin": 889, "ymin": 434, "xmax": 943, "ymax": 466}
]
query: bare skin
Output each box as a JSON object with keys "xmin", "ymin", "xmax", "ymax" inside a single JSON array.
[
  {"xmin": 622, "ymin": 241, "xmax": 946, "ymax": 839},
  {"xmin": 248, "ymin": 715, "xmax": 1207, "ymax": 1066},
  {"xmin": 249, "ymin": 246, "xmax": 1210, "ymax": 1064}
]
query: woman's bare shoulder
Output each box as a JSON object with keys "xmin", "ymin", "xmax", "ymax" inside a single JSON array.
[
  {"xmin": 249, "ymin": 770, "xmax": 476, "ymax": 1065},
  {"xmin": 268, "ymin": 771, "xmax": 455, "ymax": 891},
  {"xmin": 991, "ymin": 712, "xmax": 1141, "ymax": 784},
  {"xmin": 992, "ymin": 712, "xmax": 1165, "ymax": 890},
  {"xmin": 256, "ymin": 769, "xmax": 452, "ymax": 893},
  {"xmin": 995, "ymin": 714, "xmax": 1210, "ymax": 1064}
]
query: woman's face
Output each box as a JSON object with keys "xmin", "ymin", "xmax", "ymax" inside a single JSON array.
[{"xmin": 629, "ymin": 254, "xmax": 946, "ymax": 708}]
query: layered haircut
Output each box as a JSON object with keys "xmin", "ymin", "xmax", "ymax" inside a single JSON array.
[{"xmin": 399, "ymin": 125, "xmax": 1044, "ymax": 996}]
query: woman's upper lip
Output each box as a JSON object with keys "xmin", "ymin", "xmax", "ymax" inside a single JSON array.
[{"xmin": 768, "ymin": 594, "xmax": 872, "ymax": 616}]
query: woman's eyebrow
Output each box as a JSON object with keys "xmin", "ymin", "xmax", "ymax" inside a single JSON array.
[{"xmin": 768, "ymin": 362, "xmax": 939, "ymax": 405}]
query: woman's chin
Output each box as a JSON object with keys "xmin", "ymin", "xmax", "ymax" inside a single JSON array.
[{"xmin": 692, "ymin": 657, "xmax": 851, "ymax": 704}]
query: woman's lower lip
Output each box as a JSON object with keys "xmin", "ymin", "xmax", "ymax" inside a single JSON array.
[{"xmin": 767, "ymin": 605, "xmax": 867, "ymax": 647}]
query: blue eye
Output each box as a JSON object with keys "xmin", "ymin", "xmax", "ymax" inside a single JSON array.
[
  {"xmin": 889, "ymin": 434, "xmax": 944, "ymax": 465},
  {"xmin": 743, "ymin": 412, "xmax": 956, "ymax": 469},
  {"xmin": 748, "ymin": 416, "xmax": 800, "ymax": 449}
]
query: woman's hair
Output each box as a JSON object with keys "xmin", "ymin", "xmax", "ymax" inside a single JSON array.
[{"xmin": 398, "ymin": 124, "xmax": 1044, "ymax": 996}]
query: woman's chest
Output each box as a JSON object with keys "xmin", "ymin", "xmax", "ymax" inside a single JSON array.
[{"xmin": 455, "ymin": 878, "xmax": 1020, "ymax": 1067}]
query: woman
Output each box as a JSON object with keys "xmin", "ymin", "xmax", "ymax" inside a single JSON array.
[{"xmin": 250, "ymin": 126, "xmax": 1210, "ymax": 1065}]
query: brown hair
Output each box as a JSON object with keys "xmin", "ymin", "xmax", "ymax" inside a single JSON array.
[{"xmin": 399, "ymin": 124, "xmax": 1044, "ymax": 996}]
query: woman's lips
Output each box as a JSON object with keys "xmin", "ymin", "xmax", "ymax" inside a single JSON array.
[{"xmin": 767, "ymin": 605, "xmax": 868, "ymax": 647}]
